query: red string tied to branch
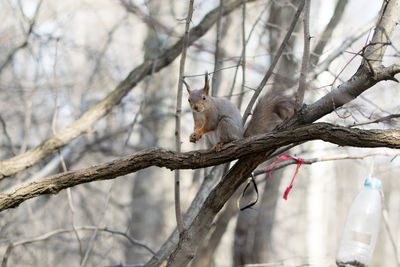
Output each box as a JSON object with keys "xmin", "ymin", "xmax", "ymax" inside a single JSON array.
[{"xmin": 264, "ymin": 155, "xmax": 305, "ymax": 200}]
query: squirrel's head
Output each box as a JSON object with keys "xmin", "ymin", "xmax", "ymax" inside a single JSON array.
[{"xmin": 182, "ymin": 72, "xmax": 210, "ymax": 113}]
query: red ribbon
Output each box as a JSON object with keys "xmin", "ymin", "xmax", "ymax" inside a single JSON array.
[{"xmin": 264, "ymin": 155, "xmax": 305, "ymax": 200}]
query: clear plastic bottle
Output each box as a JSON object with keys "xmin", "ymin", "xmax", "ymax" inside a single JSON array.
[{"xmin": 336, "ymin": 177, "xmax": 382, "ymax": 267}]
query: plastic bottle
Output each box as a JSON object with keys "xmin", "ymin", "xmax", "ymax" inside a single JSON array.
[{"xmin": 336, "ymin": 177, "xmax": 382, "ymax": 267}]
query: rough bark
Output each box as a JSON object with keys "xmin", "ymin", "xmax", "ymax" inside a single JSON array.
[
  {"xmin": 1, "ymin": 123, "xmax": 400, "ymax": 213},
  {"xmin": 299, "ymin": 64, "xmax": 400, "ymax": 124}
]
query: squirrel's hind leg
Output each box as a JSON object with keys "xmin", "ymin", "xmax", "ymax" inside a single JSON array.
[
  {"xmin": 216, "ymin": 117, "xmax": 244, "ymax": 144},
  {"xmin": 211, "ymin": 143, "xmax": 223, "ymax": 151},
  {"xmin": 203, "ymin": 118, "xmax": 243, "ymax": 151},
  {"xmin": 205, "ymin": 132, "xmax": 223, "ymax": 151}
]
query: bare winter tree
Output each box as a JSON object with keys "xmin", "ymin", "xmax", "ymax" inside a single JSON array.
[{"xmin": 0, "ymin": 0, "xmax": 399, "ymax": 266}]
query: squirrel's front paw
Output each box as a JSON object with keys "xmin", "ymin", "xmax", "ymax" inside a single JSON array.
[{"xmin": 190, "ymin": 132, "xmax": 202, "ymax": 143}]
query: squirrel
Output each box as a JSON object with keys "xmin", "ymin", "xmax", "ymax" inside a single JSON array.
[{"xmin": 182, "ymin": 72, "xmax": 294, "ymax": 150}]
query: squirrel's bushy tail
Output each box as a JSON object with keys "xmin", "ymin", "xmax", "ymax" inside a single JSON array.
[{"xmin": 244, "ymin": 93, "xmax": 294, "ymax": 137}]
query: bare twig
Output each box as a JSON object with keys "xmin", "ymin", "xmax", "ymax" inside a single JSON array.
[
  {"xmin": 311, "ymin": 19, "xmax": 375, "ymax": 79},
  {"xmin": 295, "ymin": 0, "xmax": 311, "ymax": 110},
  {"xmin": 175, "ymin": 0, "xmax": 194, "ymax": 235},
  {"xmin": 1, "ymin": 225, "xmax": 155, "ymax": 267},
  {"xmin": 0, "ymin": 115, "xmax": 17, "ymax": 156},
  {"xmin": 19, "ymin": 94, "xmax": 33, "ymax": 154},
  {"xmin": 359, "ymin": 94, "xmax": 392, "ymax": 115},
  {"xmin": 211, "ymin": 0, "xmax": 224, "ymax": 96},
  {"xmin": 50, "ymin": 40, "xmax": 84, "ymax": 260},
  {"xmin": 242, "ymin": 0, "xmax": 305, "ymax": 124},
  {"xmin": 119, "ymin": 0, "xmax": 178, "ymax": 38},
  {"xmin": 252, "ymin": 151, "xmax": 400, "ymax": 178},
  {"xmin": 81, "ymin": 16, "xmax": 128, "ymax": 114},
  {"xmin": 86, "ymin": 226, "xmax": 156, "ymax": 255},
  {"xmin": 0, "ymin": 41, "xmax": 28, "ymax": 74},
  {"xmin": 228, "ymin": 2, "xmax": 270, "ymax": 99},
  {"xmin": 380, "ymin": 190, "xmax": 400, "ymax": 267},
  {"xmin": 66, "ymin": 187, "xmax": 83, "ymax": 257},
  {"xmin": 237, "ymin": 0, "xmax": 247, "ymax": 108},
  {"xmin": 348, "ymin": 113, "xmax": 400, "ymax": 127},
  {"xmin": 0, "ymin": 0, "xmax": 43, "ymax": 74},
  {"xmin": 310, "ymin": 0, "xmax": 349, "ymax": 66},
  {"xmin": 124, "ymin": 14, "xmax": 172, "ymax": 153},
  {"xmin": 80, "ymin": 182, "xmax": 114, "ymax": 267}
]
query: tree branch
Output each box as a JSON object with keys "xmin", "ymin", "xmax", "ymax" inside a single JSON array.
[
  {"xmin": 252, "ymin": 151, "xmax": 400, "ymax": 178},
  {"xmin": 175, "ymin": 0, "xmax": 195, "ymax": 235},
  {"xmin": 0, "ymin": 0, "xmax": 43, "ymax": 74},
  {"xmin": 364, "ymin": 0, "xmax": 399, "ymax": 70},
  {"xmin": 295, "ymin": 0, "xmax": 311, "ymax": 110},
  {"xmin": 348, "ymin": 113, "xmax": 400, "ymax": 127},
  {"xmin": 0, "ymin": 0, "xmax": 258, "ymax": 180},
  {"xmin": 1, "ymin": 123, "xmax": 399, "ymax": 213},
  {"xmin": 2, "ymin": 226, "xmax": 155, "ymax": 267}
]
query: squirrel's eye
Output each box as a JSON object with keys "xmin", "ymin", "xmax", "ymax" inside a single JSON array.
[
  {"xmin": 188, "ymin": 99, "xmax": 191, "ymax": 103},
  {"xmin": 202, "ymin": 96, "xmax": 206, "ymax": 101}
]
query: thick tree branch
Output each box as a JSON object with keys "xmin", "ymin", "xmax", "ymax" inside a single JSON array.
[
  {"xmin": 145, "ymin": 165, "xmax": 224, "ymax": 267},
  {"xmin": 0, "ymin": 0, "xmax": 257, "ymax": 179},
  {"xmin": 364, "ymin": 0, "xmax": 399, "ymax": 70},
  {"xmin": 300, "ymin": 63, "xmax": 400, "ymax": 123},
  {"xmin": 166, "ymin": 151, "xmax": 269, "ymax": 266},
  {"xmin": 0, "ymin": 123, "xmax": 399, "ymax": 213}
]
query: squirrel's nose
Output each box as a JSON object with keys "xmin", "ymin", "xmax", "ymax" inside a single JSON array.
[{"xmin": 194, "ymin": 106, "xmax": 199, "ymax": 112}]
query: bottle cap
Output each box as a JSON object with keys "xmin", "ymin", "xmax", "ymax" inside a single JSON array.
[{"xmin": 364, "ymin": 177, "xmax": 382, "ymax": 189}]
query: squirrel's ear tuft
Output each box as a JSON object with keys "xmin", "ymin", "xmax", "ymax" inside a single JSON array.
[
  {"xmin": 181, "ymin": 78, "xmax": 192, "ymax": 93},
  {"xmin": 203, "ymin": 71, "xmax": 210, "ymax": 95}
]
